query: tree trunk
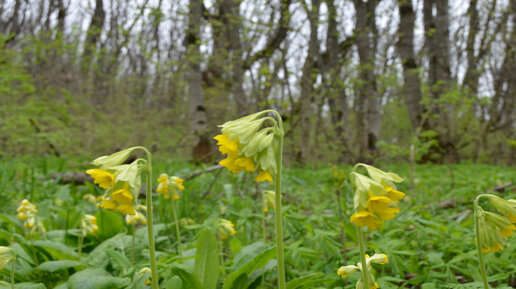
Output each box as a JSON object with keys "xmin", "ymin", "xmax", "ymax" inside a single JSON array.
[
  {"xmin": 397, "ymin": 0, "xmax": 425, "ymax": 130},
  {"xmin": 354, "ymin": 0, "xmax": 379, "ymax": 162},
  {"xmin": 82, "ymin": 0, "xmax": 105, "ymax": 73},
  {"xmin": 186, "ymin": 0, "xmax": 210, "ymax": 160},
  {"xmin": 297, "ymin": 0, "xmax": 320, "ymax": 164}
]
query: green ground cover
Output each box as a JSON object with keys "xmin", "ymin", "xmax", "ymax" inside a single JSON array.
[{"xmin": 0, "ymin": 157, "xmax": 514, "ymax": 288}]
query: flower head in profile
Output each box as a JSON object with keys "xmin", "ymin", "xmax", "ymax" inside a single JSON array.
[
  {"xmin": 215, "ymin": 111, "xmax": 283, "ymax": 183},
  {"xmin": 349, "ymin": 164, "xmax": 404, "ymax": 230},
  {"xmin": 87, "ymin": 148, "xmax": 145, "ymax": 215},
  {"xmin": 486, "ymin": 195, "xmax": 516, "ymax": 223},
  {"xmin": 337, "ymin": 253, "xmax": 388, "ymax": 288},
  {"xmin": 80, "ymin": 214, "xmax": 98, "ymax": 236},
  {"xmin": 0, "ymin": 247, "xmax": 15, "ymax": 272},
  {"xmin": 126, "ymin": 205, "xmax": 147, "ymax": 226},
  {"xmin": 476, "ymin": 206, "xmax": 515, "ymax": 253},
  {"xmin": 216, "ymin": 218, "xmax": 237, "ymax": 240},
  {"xmin": 157, "ymin": 173, "xmax": 184, "ymax": 200}
]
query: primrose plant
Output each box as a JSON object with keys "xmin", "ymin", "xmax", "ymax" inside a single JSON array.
[
  {"xmin": 339, "ymin": 164, "xmax": 405, "ymax": 289},
  {"xmin": 474, "ymin": 194, "xmax": 516, "ymax": 289},
  {"xmin": 86, "ymin": 146, "xmax": 159, "ymax": 289},
  {"xmin": 214, "ymin": 110, "xmax": 287, "ymax": 289}
]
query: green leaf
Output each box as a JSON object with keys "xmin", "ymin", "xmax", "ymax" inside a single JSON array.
[
  {"xmin": 287, "ymin": 273, "xmax": 324, "ymax": 289},
  {"xmin": 67, "ymin": 268, "xmax": 130, "ymax": 289},
  {"xmin": 223, "ymin": 245, "xmax": 275, "ymax": 289},
  {"xmin": 105, "ymin": 249, "xmax": 131, "ymax": 269},
  {"xmin": 165, "ymin": 276, "xmax": 183, "ymax": 289},
  {"xmin": 170, "ymin": 263, "xmax": 203, "ymax": 289},
  {"xmin": 95, "ymin": 210, "xmax": 125, "ymax": 240},
  {"xmin": 33, "ymin": 240, "xmax": 78, "ymax": 260},
  {"xmin": 87, "ymin": 234, "xmax": 129, "ymax": 268},
  {"xmin": 194, "ymin": 230, "xmax": 219, "ymax": 289},
  {"xmin": 37, "ymin": 260, "xmax": 83, "ymax": 272}
]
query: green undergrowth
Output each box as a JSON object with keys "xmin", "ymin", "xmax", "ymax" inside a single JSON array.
[{"xmin": 0, "ymin": 157, "xmax": 514, "ymax": 288}]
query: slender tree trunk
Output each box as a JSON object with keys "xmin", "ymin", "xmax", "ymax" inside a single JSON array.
[
  {"xmin": 82, "ymin": 0, "xmax": 105, "ymax": 73},
  {"xmin": 298, "ymin": 0, "xmax": 320, "ymax": 164},
  {"xmin": 354, "ymin": 0, "xmax": 379, "ymax": 162},
  {"xmin": 186, "ymin": 0, "xmax": 210, "ymax": 160},
  {"xmin": 397, "ymin": 0, "xmax": 425, "ymax": 130}
]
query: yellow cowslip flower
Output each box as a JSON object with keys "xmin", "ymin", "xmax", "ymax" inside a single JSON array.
[
  {"xmin": 350, "ymin": 211, "xmax": 382, "ymax": 231},
  {"xmin": 337, "ymin": 265, "xmax": 358, "ymax": 277},
  {"xmin": 262, "ymin": 190, "xmax": 276, "ymax": 213},
  {"xmin": 366, "ymin": 196, "xmax": 400, "ymax": 221},
  {"xmin": 156, "ymin": 173, "xmax": 184, "ymax": 200},
  {"xmin": 367, "ymin": 253, "xmax": 388, "ymax": 265},
  {"xmin": 477, "ymin": 207, "xmax": 513, "ymax": 253},
  {"xmin": 216, "ymin": 219, "xmax": 237, "ymax": 240},
  {"xmin": 83, "ymin": 194, "xmax": 97, "ymax": 204},
  {"xmin": 0, "ymin": 246, "xmax": 15, "ymax": 272},
  {"xmin": 126, "ymin": 205, "xmax": 147, "ymax": 226},
  {"xmin": 17, "ymin": 199, "xmax": 38, "ymax": 229},
  {"xmin": 81, "ymin": 214, "xmax": 98, "ymax": 235},
  {"xmin": 350, "ymin": 164, "xmax": 404, "ymax": 230},
  {"xmin": 215, "ymin": 111, "xmax": 283, "ymax": 183},
  {"xmin": 86, "ymin": 169, "xmax": 115, "ymax": 189}
]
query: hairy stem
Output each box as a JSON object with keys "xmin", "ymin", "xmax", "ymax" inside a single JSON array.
[
  {"xmin": 474, "ymin": 195, "xmax": 489, "ymax": 289},
  {"xmin": 171, "ymin": 197, "xmax": 183, "ymax": 257},
  {"xmin": 357, "ymin": 227, "xmax": 370, "ymax": 289}
]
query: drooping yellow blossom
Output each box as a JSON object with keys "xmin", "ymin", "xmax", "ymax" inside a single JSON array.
[
  {"xmin": 486, "ymin": 195, "xmax": 516, "ymax": 223},
  {"xmin": 366, "ymin": 196, "xmax": 400, "ymax": 221},
  {"xmin": 476, "ymin": 207, "xmax": 514, "ymax": 253},
  {"xmin": 86, "ymin": 168, "xmax": 115, "ymax": 189},
  {"xmin": 350, "ymin": 211, "xmax": 382, "ymax": 231},
  {"xmin": 0, "ymin": 246, "xmax": 15, "ymax": 272},
  {"xmin": 216, "ymin": 219, "xmax": 237, "ymax": 240},
  {"xmin": 367, "ymin": 253, "xmax": 389, "ymax": 265},
  {"xmin": 350, "ymin": 164, "xmax": 404, "ymax": 230},
  {"xmin": 126, "ymin": 205, "xmax": 147, "ymax": 226},
  {"xmin": 215, "ymin": 111, "xmax": 283, "ymax": 183},
  {"xmin": 83, "ymin": 194, "xmax": 97, "ymax": 204},
  {"xmin": 87, "ymin": 153, "xmax": 144, "ymax": 216}
]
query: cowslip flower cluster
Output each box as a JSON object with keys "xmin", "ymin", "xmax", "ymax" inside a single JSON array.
[
  {"xmin": 87, "ymin": 148, "xmax": 145, "ymax": 215},
  {"xmin": 126, "ymin": 205, "xmax": 147, "ymax": 226},
  {"xmin": 476, "ymin": 195, "xmax": 516, "ymax": 253},
  {"xmin": 350, "ymin": 164, "xmax": 404, "ymax": 230},
  {"xmin": 216, "ymin": 219, "xmax": 237, "ymax": 240},
  {"xmin": 337, "ymin": 253, "xmax": 388, "ymax": 289},
  {"xmin": 80, "ymin": 215, "xmax": 98, "ymax": 235},
  {"xmin": 262, "ymin": 190, "xmax": 276, "ymax": 213},
  {"xmin": 215, "ymin": 111, "xmax": 283, "ymax": 183},
  {"xmin": 156, "ymin": 173, "xmax": 184, "ymax": 200},
  {"xmin": 17, "ymin": 199, "xmax": 38, "ymax": 228}
]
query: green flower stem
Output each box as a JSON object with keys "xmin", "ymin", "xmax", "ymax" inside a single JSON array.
[
  {"xmin": 171, "ymin": 197, "xmax": 183, "ymax": 258},
  {"xmin": 262, "ymin": 209, "xmax": 267, "ymax": 289},
  {"xmin": 274, "ymin": 132, "xmax": 286, "ymax": 289},
  {"xmin": 77, "ymin": 235, "xmax": 84, "ymax": 261},
  {"xmin": 131, "ymin": 224, "xmax": 135, "ymax": 265},
  {"xmin": 219, "ymin": 239, "xmax": 225, "ymax": 284},
  {"xmin": 356, "ymin": 226, "xmax": 370, "ymax": 289},
  {"xmin": 137, "ymin": 147, "xmax": 159, "ymax": 289},
  {"xmin": 10, "ymin": 256, "xmax": 15, "ymax": 289},
  {"xmin": 474, "ymin": 195, "xmax": 489, "ymax": 289}
]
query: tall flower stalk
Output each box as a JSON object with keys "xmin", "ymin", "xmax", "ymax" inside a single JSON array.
[
  {"xmin": 87, "ymin": 146, "xmax": 159, "ymax": 289},
  {"xmin": 214, "ymin": 110, "xmax": 286, "ymax": 289},
  {"xmin": 157, "ymin": 174, "xmax": 184, "ymax": 257},
  {"xmin": 473, "ymin": 194, "xmax": 516, "ymax": 289}
]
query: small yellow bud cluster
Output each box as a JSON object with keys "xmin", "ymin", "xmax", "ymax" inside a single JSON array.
[
  {"xmin": 337, "ymin": 253, "xmax": 388, "ymax": 288},
  {"xmin": 17, "ymin": 199, "xmax": 38, "ymax": 228},
  {"xmin": 83, "ymin": 194, "xmax": 97, "ymax": 204},
  {"xmin": 215, "ymin": 110, "xmax": 283, "ymax": 183},
  {"xmin": 87, "ymin": 147, "xmax": 146, "ymax": 216},
  {"xmin": 349, "ymin": 164, "xmax": 405, "ymax": 231},
  {"xmin": 156, "ymin": 173, "xmax": 184, "ymax": 200},
  {"xmin": 81, "ymin": 215, "xmax": 98, "ymax": 236},
  {"xmin": 125, "ymin": 205, "xmax": 147, "ymax": 226},
  {"xmin": 262, "ymin": 190, "xmax": 276, "ymax": 213},
  {"xmin": 216, "ymin": 219, "xmax": 237, "ymax": 240},
  {"xmin": 476, "ymin": 195, "xmax": 516, "ymax": 253}
]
